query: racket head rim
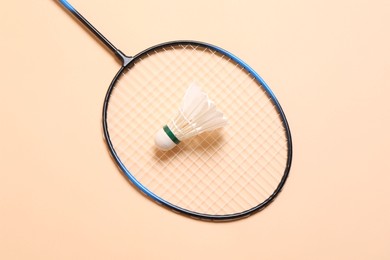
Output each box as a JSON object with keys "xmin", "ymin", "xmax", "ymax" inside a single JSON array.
[{"xmin": 102, "ymin": 40, "xmax": 293, "ymax": 221}]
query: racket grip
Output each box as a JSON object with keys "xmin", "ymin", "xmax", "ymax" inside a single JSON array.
[{"xmin": 59, "ymin": 0, "xmax": 75, "ymax": 12}]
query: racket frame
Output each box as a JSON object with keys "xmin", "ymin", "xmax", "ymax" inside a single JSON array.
[{"xmin": 102, "ymin": 41, "xmax": 293, "ymax": 221}]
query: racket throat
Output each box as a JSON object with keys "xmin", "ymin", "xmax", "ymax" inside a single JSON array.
[{"xmin": 115, "ymin": 50, "xmax": 133, "ymax": 67}]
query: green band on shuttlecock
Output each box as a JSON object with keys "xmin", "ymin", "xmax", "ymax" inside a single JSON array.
[{"xmin": 163, "ymin": 125, "xmax": 180, "ymax": 144}]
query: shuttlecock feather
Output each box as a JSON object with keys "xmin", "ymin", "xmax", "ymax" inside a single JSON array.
[{"xmin": 154, "ymin": 83, "xmax": 228, "ymax": 151}]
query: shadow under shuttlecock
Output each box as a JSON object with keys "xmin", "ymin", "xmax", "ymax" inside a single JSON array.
[{"xmin": 153, "ymin": 130, "xmax": 226, "ymax": 161}]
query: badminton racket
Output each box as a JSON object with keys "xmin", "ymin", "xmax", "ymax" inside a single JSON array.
[{"xmin": 58, "ymin": 0, "xmax": 293, "ymax": 221}]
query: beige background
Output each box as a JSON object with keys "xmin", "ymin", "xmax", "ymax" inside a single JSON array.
[{"xmin": 1, "ymin": 0, "xmax": 389, "ymax": 259}]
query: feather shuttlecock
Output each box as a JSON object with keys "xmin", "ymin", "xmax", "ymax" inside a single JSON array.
[{"xmin": 154, "ymin": 83, "xmax": 228, "ymax": 151}]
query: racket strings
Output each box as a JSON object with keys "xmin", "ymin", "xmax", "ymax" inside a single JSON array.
[
  {"xmin": 151, "ymin": 57, "xmax": 266, "ymax": 205},
  {"xmin": 111, "ymin": 86, "xmax": 278, "ymax": 212},
  {"xmin": 185, "ymin": 102, "xmax": 284, "ymax": 211},
  {"xmin": 116, "ymin": 66, "xmax": 278, "ymax": 213},
  {"xmin": 106, "ymin": 44, "xmax": 288, "ymax": 215}
]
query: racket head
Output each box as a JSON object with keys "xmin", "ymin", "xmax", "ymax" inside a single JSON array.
[{"xmin": 103, "ymin": 41, "xmax": 292, "ymax": 221}]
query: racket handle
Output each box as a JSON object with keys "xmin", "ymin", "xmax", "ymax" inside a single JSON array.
[
  {"xmin": 58, "ymin": 0, "xmax": 132, "ymax": 66},
  {"xmin": 59, "ymin": 0, "xmax": 75, "ymax": 12}
]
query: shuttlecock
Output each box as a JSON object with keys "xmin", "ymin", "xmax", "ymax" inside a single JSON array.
[{"xmin": 154, "ymin": 83, "xmax": 228, "ymax": 151}]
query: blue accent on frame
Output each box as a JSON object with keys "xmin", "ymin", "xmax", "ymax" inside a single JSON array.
[
  {"xmin": 210, "ymin": 45, "xmax": 280, "ymax": 104},
  {"xmin": 59, "ymin": 0, "xmax": 75, "ymax": 12}
]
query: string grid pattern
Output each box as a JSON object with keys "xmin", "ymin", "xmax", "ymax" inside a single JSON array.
[{"xmin": 106, "ymin": 44, "xmax": 288, "ymax": 216}]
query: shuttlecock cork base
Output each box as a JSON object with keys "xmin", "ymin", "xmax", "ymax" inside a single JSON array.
[
  {"xmin": 154, "ymin": 125, "xmax": 180, "ymax": 151},
  {"xmin": 154, "ymin": 83, "xmax": 228, "ymax": 151}
]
